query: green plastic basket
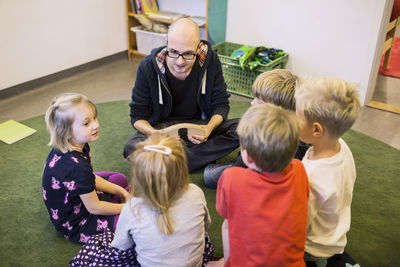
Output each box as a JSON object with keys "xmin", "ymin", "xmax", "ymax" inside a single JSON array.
[{"xmin": 212, "ymin": 42, "xmax": 289, "ymax": 98}]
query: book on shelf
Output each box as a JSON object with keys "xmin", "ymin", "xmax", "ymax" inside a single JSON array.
[
  {"xmin": 146, "ymin": 10, "xmax": 188, "ymax": 21},
  {"xmin": 130, "ymin": 0, "xmax": 137, "ymax": 13},
  {"xmin": 141, "ymin": 0, "xmax": 159, "ymax": 14},
  {"xmin": 135, "ymin": 0, "xmax": 142, "ymax": 14}
]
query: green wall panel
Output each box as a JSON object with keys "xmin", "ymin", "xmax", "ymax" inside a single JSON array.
[{"xmin": 207, "ymin": 0, "xmax": 227, "ymax": 44}]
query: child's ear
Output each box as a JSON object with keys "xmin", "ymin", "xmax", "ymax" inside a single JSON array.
[
  {"xmin": 241, "ymin": 149, "xmax": 262, "ymax": 172},
  {"xmin": 312, "ymin": 122, "xmax": 324, "ymax": 137}
]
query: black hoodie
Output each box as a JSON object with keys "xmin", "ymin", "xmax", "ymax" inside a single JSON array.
[{"xmin": 128, "ymin": 40, "xmax": 230, "ymax": 128}]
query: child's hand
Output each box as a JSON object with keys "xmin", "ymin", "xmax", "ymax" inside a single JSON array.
[
  {"xmin": 119, "ymin": 189, "xmax": 131, "ymax": 203},
  {"xmin": 205, "ymin": 258, "xmax": 224, "ymax": 267}
]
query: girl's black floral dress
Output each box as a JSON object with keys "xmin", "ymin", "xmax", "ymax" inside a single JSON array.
[{"xmin": 42, "ymin": 144, "xmax": 113, "ymax": 243}]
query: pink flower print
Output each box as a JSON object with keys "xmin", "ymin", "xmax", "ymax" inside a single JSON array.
[
  {"xmin": 64, "ymin": 192, "xmax": 69, "ymax": 204},
  {"xmin": 49, "ymin": 154, "xmax": 61, "ymax": 168},
  {"xmin": 50, "ymin": 208, "xmax": 59, "ymax": 220},
  {"xmin": 64, "ymin": 235, "xmax": 70, "ymax": 240},
  {"xmin": 82, "ymin": 155, "xmax": 87, "ymax": 160},
  {"xmin": 71, "ymin": 156, "xmax": 79, "ymax": 164},
  {"xmin": 74, "ymin": 203, "xmax": 82, "ymax": 214},
  {"xmin": 96, "ymin": 190, "xmax": 104, "ymax": 195},
  {"xmin": 96, "ymin": 219, "xmax": 108, "ymax": 231},
  {"xmin": 79, "ymin": 233, "xmax": 91, "ymax": 243},
  {"xmin": 51, "ymin": 177, "xmax": 61, "ymax": 190},
  {"xmin": 42, "ymin": 187, "xmax": 47, "ymax": 200},
  {"xmin": 62, "ymin": 221, "xmax": 73, "ymax": 231},
  {"xmin": 63, "ymin": 181, "xmax": 76, "ymax": 191},
  {"xmin": 79, "ymin": 218, "xmax": 87, "ymax": 227},
  {"xmin": 89, "ymin": 151, "xmax": 92, "ymax": 157}
]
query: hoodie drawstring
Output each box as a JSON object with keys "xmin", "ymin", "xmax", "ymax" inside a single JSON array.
[
  {"xmin": 201, "ymin": 70, "xmax": 207, "ymax": 95},
  {"xmin": 158, "ymin": 75, "xmax": 163, "ymax": 105}
]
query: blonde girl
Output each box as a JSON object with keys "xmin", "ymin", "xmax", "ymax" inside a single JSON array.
[
  {"xmin": 42, "ymin": 93, "xmax": 130, "ymax": 243},
  {"xmin": 110, "ymin": 134, "xmax": 214, "ymax": 267}
]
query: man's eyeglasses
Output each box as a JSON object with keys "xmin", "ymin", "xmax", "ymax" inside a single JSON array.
[{"xmin": 166, "ymin": 49, "xmax": 197, "ymax": 60}]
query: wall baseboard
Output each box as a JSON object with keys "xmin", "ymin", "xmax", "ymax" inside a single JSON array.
[{"xmin": 0, "ymin": 51, "xmax": 128, "ymax": 100}]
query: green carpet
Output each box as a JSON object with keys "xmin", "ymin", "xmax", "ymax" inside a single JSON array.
[{"xmin": 0, "ymin": 100, "xmax": 399, "ymax": 266}]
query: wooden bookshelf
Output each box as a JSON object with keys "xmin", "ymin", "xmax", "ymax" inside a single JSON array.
[{"xmin": 126, "ymin": 0, "xmax": 208, "ymax": 61}]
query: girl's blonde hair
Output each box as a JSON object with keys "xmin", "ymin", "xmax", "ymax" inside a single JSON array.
[
  {"xmin": 252, "ymin": 69, "xmax": 298, "ymax": 111},
  {"xmin": 45, "ymin": 93, "xmax": 97, "ymax": 153},
  {"xmin": 127, "ymin": 134, "xmax": 190, "ymax": 235}
]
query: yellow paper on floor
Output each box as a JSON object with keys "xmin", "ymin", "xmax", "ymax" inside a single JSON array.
[{"xmin": 0, "ymin": 120, "xmax": 37, "ymax": 144}]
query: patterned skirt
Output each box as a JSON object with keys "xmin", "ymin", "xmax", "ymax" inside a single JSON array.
[{"xmin": 69, "ymin": 228, "xmax": 215, "ymax": 266}]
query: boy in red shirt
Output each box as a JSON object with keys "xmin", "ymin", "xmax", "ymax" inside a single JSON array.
[{"xmin": 215, "ymin": 103, "xmax": 309, "ymax": 267}]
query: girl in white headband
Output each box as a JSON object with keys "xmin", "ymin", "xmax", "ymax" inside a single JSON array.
[{"xmin": 71, "ymin": 133, "xmax": 215, "ymax": 266}]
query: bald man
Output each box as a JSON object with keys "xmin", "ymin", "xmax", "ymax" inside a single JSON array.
[{"xmin": 124, "ymin": 18, "xmax": 239, "ymax": 173}]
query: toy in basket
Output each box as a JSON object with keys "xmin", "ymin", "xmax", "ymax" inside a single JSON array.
[{"xmin": 212, "ymin": 42, "xmax": 289, "ymax": 98}]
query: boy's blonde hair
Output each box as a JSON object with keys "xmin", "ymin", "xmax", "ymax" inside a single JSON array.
[
  {"xmin": 45, "ymin": 93, "xmax": 97, "ymax": 153},
  {"xmin": 128, "ymin": 133, "xmax": 190, "ymax": 236},
  {"xmin": 237, "ymin": 103, "xmax": 300, "ymax": 173},
  {"xmin": 295, "ymin": 77, "xmax": 361, "ymax": 138},
  {"xmin": 252, "ymin": 69, "xmax": 298, "ymax": 111}
]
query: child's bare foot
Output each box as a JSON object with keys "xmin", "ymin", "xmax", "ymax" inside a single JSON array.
[{"xmin": 205, "ymin": 258, "xmax": 224, "ymax": 267}]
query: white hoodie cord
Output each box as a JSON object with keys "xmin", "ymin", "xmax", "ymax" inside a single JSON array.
[
  {"xmin": 158, "ymin": 75, "xmax": 163, "ymax": 105},
  {"xmin": 201, "ymin": 70, "xmax": 207, "ymax": 95}
]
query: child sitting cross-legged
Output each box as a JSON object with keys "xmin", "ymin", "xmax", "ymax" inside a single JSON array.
[
  {"xmin": 42, "ymin": 93, "xmax": 130, "ymax": 243},
  {"xmin": 209, "ymin": 103, "xmax": 310, "ymax": 266},
  {"xmin": 70, "ymin": 133, "xmax": 215, "ymax": 267},
  {"xmin": 204, "ymin": 69, "xmax": 311, "ymax": 189},
  {"xmin": 295, "ymin": 77, "xmax": 361, "ymax": 266}
]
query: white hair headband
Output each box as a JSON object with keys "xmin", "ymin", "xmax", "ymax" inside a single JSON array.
[{"xmin": 144, "ymin": 145, "xmax": 172, "ymax": 155}]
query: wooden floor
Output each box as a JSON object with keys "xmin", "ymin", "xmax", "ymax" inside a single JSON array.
[
  {"xmin": 366, "ymin": 101, "xmax": 400, "ymax": 115},
  {"xmin": 365, "ymin": 18, "xmax": 400, "ymax": 115}
]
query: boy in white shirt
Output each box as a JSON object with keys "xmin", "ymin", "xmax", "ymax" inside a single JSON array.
[{"xmin": 295, "ymin": 77, "xmax": 361, "ymax": 266}]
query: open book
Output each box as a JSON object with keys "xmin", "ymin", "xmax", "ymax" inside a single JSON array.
[{"xmin": 160, "ymin": 123, "xmax": 206, "ymax": 138}]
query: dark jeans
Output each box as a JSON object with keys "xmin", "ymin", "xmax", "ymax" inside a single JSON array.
[
  {"xmin": 123, "ymin": 118, "xmax": 240, "ymax": 173},
  {"xmin": 304, "ymin": 251, "xmax": 358, "ymax": 267}
]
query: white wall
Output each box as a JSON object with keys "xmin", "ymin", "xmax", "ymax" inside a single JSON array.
[
  {"xmin": 226, "ymin": 0, "xmax": 392, "ymax": 105},
  {"xmin": 0, "ymin": 0, "xmax": 127, "ymax": 90},
  {"xmin": 1, "ymin": 0, "xmax": 392, "ymax": 104},
  {"xmin": 157, "ymin": 0, "xmax": 206, "ymax": 17}
]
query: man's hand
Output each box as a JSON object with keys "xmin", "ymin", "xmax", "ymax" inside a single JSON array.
[
  {"xmin": 133, "ymin": 120, "xmax": 160, "ymax": 136},
  {"xmin": 188, "ymin": 114, "xmax": 223, "ymax": 144},
  {"xmin": 188, "ymin": 124, "xmax": 212, "ymax": 144}
]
